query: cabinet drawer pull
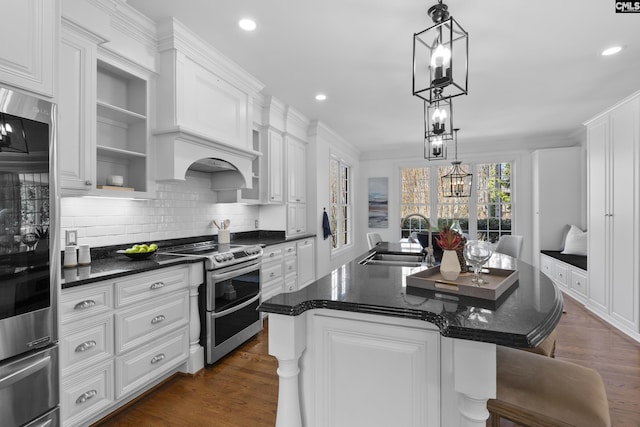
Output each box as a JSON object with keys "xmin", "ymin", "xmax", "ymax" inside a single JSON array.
[
  {"xmin": 151, "ymin": 315, "xmax": 166, "ymax": 324},
  {"xmin": 76, "ymin": 389, "xmax": 97, "ymax": 404},
  {"xmin": 84, "ymin": 180, "xmax": 92, "ymax": 186},
  {"xmin": 150, "ymin": 281, "xmax": 165, "ymax": 290},
  {"xmin": 269, "ymin": 252, "xmax": 275, "ymax": 258},
  {"xmin": 288, "ymin": 265, "xmax": 293, "ymax": 271},
  {"xmin": 75, "ymin": 340, "xmax": 97, "ymax": 353},
  {"xmin": 150, "ymin": 353, "xmax": 166, "ymax": 364},
  {"xmin": 287, "ymin": 248, "xmax": 293, "ymax": 252},
  {"xmin": 270, "ymin": 272, "xmax": 275, "ymax": 278},
  {"xmin": 74, "ymin": 300, "xmax": 96, "ymax": 310}
]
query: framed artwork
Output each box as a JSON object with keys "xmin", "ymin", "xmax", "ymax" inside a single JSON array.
[{"xmin": 368, "ymin": 177, "xmax": 388, "ymax": 228}]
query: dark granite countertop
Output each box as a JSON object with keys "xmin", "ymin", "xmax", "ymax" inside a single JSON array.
[
  {"xmin": 259, "ymin": 242, "xmax": 563, "ymax": 348},
  {"xmin": 60, "ymin": 231, "xmax": 318, "ymax": 289}
]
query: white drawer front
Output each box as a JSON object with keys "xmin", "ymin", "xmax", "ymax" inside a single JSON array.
[
  {"xmin": 61, "ymin": 313, "xmax": 113, "ymax": 377},
  {"xmin": 262, "ymin": 246, "xmax": 284, "ymax": 264},
  {"xmin": 115, "ymin": 266, "xmax": 189, "ymax": 308},
  {"xmin": 61, "ymin": 283, "xmax": 113, "ymax": 324},
  {"xmin": 283, "ymin": 244, "xmax": 297, "ymax": 257},
  {"xmin": 115, "ymin": 291, "xmax": 189, "ymax": 354},
  {"xmin": 61, "ymin": 359, "xmax": 114, "ymax": 427},
  {"xmin": 553, "ymin": 263, "xmax": 569, "ymax": 286},
  {"xmin": 284, "ymin": 276, "xmax": 297, "ymax": 293},
  {"xmin": 570, "ymin": 269, "xmax": 588, "ymax": 296},
  {"xmin": 284, "ymin": 258, "xmax": 297, "ymax": 276},
  {"xmin": 116, "ymin": 328, "xmax": 188, "ymax": 398},
  {"xmin": 540, "ymin": 255, "xmax": 553, "ymax": 279},
  {"xmin": 262, "ymin": 262, "xmax": 283, "ymax": 282}
]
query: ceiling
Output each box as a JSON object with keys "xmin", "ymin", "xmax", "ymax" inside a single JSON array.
[{"xmin": 126, "ymin": 0, "xmax": 640, "ymax": 154}]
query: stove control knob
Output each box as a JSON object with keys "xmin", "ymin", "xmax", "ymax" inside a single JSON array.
[
  {"xmin": 215, "ymin": 255, "xmax": 223, "ymax": 262},
  {"xmin": 226, "ymin": 253, "xmax": 234, "ymax": 261}
]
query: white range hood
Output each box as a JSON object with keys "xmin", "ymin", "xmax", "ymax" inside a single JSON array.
[{"xmin": 155, "ymin": 127, "xmax": 259, "ymax": 190}]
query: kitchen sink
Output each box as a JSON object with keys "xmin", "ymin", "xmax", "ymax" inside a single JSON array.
[{"xmin": 359, "ymin": 252, "xmax": 424, "ymax": 267}]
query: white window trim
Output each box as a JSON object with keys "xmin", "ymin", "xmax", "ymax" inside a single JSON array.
[{"xmin": 330, "ymin": 155, "xmax": 352, "ymax": 254}]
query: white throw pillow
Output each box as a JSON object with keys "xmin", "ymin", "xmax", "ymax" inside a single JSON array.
[{"xmin": 561, "ymin": 225, "xmax": 587, "ymax": 256}]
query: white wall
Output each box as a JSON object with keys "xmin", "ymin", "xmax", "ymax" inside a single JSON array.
[
  {"xmin": 60, "ymin": 171, "xmax": 259, "ymax": 248},
  {"xmin": 309, "ymin": 121, "xmax": 362, "ymax": 279}
]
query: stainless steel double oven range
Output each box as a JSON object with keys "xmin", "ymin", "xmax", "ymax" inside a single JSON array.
[
  {"xmin": 0, "ymin": 87, "xmax": 60, "ymax": 426},
  {"xmin": 163, "ymin": 241, "xmax": 263, "ymax": 364}
]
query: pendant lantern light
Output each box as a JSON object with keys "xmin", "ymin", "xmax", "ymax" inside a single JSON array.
[
  {"xmin": 413, "ymin": 0, "xmax": 468, "ymax": 104},
  {"xmin": 441, "ymin": 129, "xmax": 472, "ymax": 198},
  {"xmin": 424, "ymin": 89, "xmax": 454, "ymax": 160}
]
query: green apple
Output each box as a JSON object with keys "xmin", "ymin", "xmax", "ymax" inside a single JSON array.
[{"xmin": 149, "ymin": 243, "xmax": 158, "ymax": 251}]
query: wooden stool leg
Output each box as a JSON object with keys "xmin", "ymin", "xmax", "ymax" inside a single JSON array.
[{"xmin": 490, "ymin": 412, "xmax": 500, "ymax": 427}]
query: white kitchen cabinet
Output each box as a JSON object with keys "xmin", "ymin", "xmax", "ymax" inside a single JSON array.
[
  {"xmin": 296, "ymin": 237, "xmax": 316, "ymax": 289},
  {"xmin": 306, "ymin": 312, "xmax": 441, "ymax": 426},
  {"xmin": 58, "ymin": 22, "xmax": 154, "ymax": 197},
  {"xmin": 261, "ymin": 245, "xmax": 284, "ymax": 304},
  {"xmin": 539, "ymin": 253, "xmax": 588, "ymax": 303},
  {"xmin": 286, "ymin": 136, "xmax": 307, "ymax": 203},
  {"xmin": 585, "ymin": 91, "xmax": 640, "ymax": 339},
  {"xmin": 532, "ymin": 147, "xmax": 583, "ymax": 266},
  {"xmin": 283, "ymin": 243, "xmax": 297, "ymax": 292},
  {"xmin": 264, "ymin": 128, "xmax": 284, "ymax": 204},
  {"xmin": 287, "ymin": 203, "xmax": 307, "ymax": 236},
  {"xmin": 0, "ymin": 0, "xmax": 56, "ymax": 97},
  {"xmin": 59, "ymin": 22, "xmax": 97, "ymax": 193},
  {"xmin": 60, "ymin": 264, "xmax": 195, "ymax": 427}
]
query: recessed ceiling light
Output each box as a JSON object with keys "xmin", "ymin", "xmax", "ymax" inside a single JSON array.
[
  {"xmin": 238, "ymin": 18, "xmax": 257, "ymax": 31},
  {"xmin": 315, "ymin": 94, "xmax": 327, "ymax": 101},
  {"xmin": 601, "ymin": 46, "xmax": 622, "ymax": 56}
]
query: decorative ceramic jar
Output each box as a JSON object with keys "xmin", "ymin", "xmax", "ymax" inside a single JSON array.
[{"xmin": 440, "ymin": 249, "xmax": 461, "ymax": 281}]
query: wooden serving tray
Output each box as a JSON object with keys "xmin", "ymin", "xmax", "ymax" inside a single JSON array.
[{"xmin": 406, "ymin": 266, "xmax": 518, "ymax": 301}]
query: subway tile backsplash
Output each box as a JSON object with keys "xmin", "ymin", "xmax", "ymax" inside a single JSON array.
[{"xmin": 61, "ymin": 172, "xmax": 260, "ymax": 248}]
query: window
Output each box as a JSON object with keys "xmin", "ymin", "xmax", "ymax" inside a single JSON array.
[
  {"xmin": 400, "ymin": 161, "xmax": 513, "ymax": 241},
  {"xmin": 330, "ymin": 157, "xmax": 351, "ymax": 250},
  {"xmin": 400, "ymin": 168, "xmax": 430, "ymax": 238},
  {"xmin": 476, "ymin": 163, "xmax": 512, "ymax": 243}
]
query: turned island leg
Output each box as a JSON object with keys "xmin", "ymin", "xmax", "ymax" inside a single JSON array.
[
  {"xmin": 453, "ymin": 339, "xmax": 497, "ymax": 427},
  {"xmin": 268, "ymin": 313, "xmax": 308, "ymax": 427}
]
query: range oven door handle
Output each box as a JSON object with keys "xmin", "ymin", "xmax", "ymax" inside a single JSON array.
[
  {"xmin": 212, "ymin": 293, "xmax": 261, "ymax": 319},
  {"xmin": 210, "ymin": 260, "xmax": 261, "ymax": 282},
  {"xmin": 0, "ymin": 355, "xmax": 50, "ymax": 389}
]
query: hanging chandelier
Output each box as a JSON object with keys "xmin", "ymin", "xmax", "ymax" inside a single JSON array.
[
  {"xmin": 424, "ymin": 88, "xmax": 454, "ymax": 160},
  {"xmin": 441, "ymin": 129, "xmax": 472, "ymax": 197},
  {"xmin": 413, "ymin": 0, "xmax": 468, "ymax": 104}
]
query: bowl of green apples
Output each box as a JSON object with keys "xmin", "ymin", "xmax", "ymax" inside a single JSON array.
[{"xmin": 117, "ymin": 243, "xmax": 158, "ymax": 260}]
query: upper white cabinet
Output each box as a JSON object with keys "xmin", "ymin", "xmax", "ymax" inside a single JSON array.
[
  {"xmin": 0, "ymin": 0, "xmax": 57, "ymax": 97},
  {"xmin": 59, "ymin": 22, "xmax": 97, "ymax": 192},
  {"xmin": 59, "ymin": 2, "xmax": 157, "ymax": 197},
  {"xmin": 286, "ymin": 136, "xmax": 307, "ymax": 204},
  {"xmin": 585, "ymin": 91, "xmax": 640, "ymax": 339},
  {"xmin": 264, "ymin": 128, "xmax": 284, "ymax": 204},
  {"xmin": 532, "ymin": 147, "xmax": 583, "ymax": 264}
]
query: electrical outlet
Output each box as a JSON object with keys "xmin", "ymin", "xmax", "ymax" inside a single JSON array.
[
  {"xmin": 65, "ymin": 229, "xmax": 77, "ymax": 246},
  {"xmin": 254, "ymin": 219, "xmax": 259, "ymax": 229}
]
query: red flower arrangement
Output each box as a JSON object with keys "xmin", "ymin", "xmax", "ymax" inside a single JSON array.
[{"xmin": 435, "ymin": 226, "xmax": 463, "ymax": 250}]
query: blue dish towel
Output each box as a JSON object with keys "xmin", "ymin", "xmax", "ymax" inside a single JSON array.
[{"xmin": 322, "ymin": 210, "xmax": 333, "ymax": 240}]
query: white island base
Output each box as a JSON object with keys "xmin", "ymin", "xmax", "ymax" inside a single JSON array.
[{"xmin": 269, "ymin": 309, "xmax": 496, "ymax": 427}]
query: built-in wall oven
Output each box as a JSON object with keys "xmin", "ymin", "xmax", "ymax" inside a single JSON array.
[
  {"xmin": 163, "ymin": 242, "xmax": 263, "ymax": 364},
  {"xmin": 0, "ymin": 87, "xmax": 59, "ymax": 426}
]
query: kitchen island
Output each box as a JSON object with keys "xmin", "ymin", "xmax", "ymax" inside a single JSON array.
[{"xmin": 259, "ymin": 242, "xmax": 563, "ymax": 427}]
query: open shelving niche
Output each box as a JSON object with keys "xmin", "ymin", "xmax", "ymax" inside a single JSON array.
[{"xmin": 95, "ymin": 59, "xmax": 149, "ymax": 195}]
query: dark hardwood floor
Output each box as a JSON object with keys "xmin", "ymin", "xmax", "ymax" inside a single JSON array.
[{"xmin": 96, "ymin": 294, "xmax": 640, "ymax": 427}]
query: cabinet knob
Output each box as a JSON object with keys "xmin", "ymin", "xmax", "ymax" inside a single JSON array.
[
  {"xmin": 150, "ymin": 353, "xmax": 166, "ymax": 364},
  {"xmin": 74, "ymin": 300, "xmax": 96, "ymax": 310},
  {"xmin": 84, "ymin": 180, "xmax": 92, "ymax": 186},
  {"xmin": 269, "ymin": 253, "xmax": 275, "ymax": 258},
  {"xmin": 75, "ymin": 340, "xmax": 97, "ymax": 353},
  {"xmin": 150, "ymin": 281, "xmax": 165, "ymax": 290},
  {"xmin": 76, "ymin": 389, "xmax": 98, "ymax": 404},
  {"xmin": 151, "ymin": 314, "xmax": 166, "ymax": 324}
]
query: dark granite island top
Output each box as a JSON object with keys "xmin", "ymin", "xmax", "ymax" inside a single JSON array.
[{"xmin": 259, "ymin": 242, "xmax": 563, "ymax": 348}]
